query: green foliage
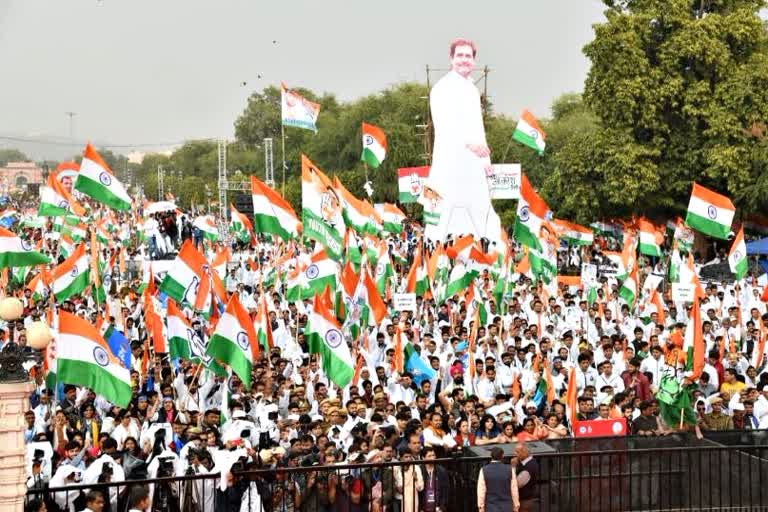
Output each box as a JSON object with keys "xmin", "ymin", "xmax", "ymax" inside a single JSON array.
[
  {"xmin": 553, "ymin": 0, "xmax": 768, "ymax": 219},
  {"xmin": 0, "ymin": 149, "xmax": 29, "ymax": 166}
]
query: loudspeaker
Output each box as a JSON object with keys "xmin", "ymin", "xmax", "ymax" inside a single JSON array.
[{"xmin": 233, "ymin": 193, "xmax": 253, "ymax": 218}]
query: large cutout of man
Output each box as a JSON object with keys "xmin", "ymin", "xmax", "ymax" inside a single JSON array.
[{"xmin": 426, "ymin": 39, "xmax": 501, "ymax": 244}]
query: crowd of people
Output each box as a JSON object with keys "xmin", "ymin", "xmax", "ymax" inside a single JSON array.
[{"xmin": 5, "ymin": 191, "xmax": 767, "ymax": 512}]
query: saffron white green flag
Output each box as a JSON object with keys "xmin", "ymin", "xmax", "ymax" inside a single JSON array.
[
  {"xmin": 512, "ymin": 109, "xmax": 546, "ymax": 154},
  {"xmin": 361, "ymin": 123, "xmax": 387, "ymax": 169},
  {"xmin": 301, "ymin": 155, "xmax": 345, "ymax": 260},
  {"xmin": 74, "ymin": 144, "xmax": 132, "ymax": 211},
  {"xmin": 205, "ymin": 294, "xmax": 258, "ymax": 389},
  {"xmin": 0, "ymin": 227, "xmax": 50, "ymax": 269},
  {"xmin": 513, "ymin": 172, "xmax": 549, "ymax": 251},
  {"xmin": 728, "ymin": 227, "xmax": 748, "ymax": 280},
  {"xmin": 250, "ymin": 176, "xmax": 301, "ymax": 241},
  {"xmin": 306, "ymin": 294, "xmax": 354, "ymax": 388},
  {"xmin": 285, "ymin": 249, "xmax": 338, "ymax": 301},
  {"xmin": 51, "ymin": 244, "xmax": 89, "ymax": 302},
  {"xmin": 281, "ymin": 82, "xmax": 320, "ymax": 132},
  {"xmin": 685, "ymin": 182, "xmax": 735, "ymax": 240},
  {"xmin": 57, "ymin": 311, "xmax": 132, "ymax": 408},
  {"xmin": 397, "ymin": 166, "xmax": 430, "ymax": 203},
  {"xmin": 194, "ymin": 216, "xmax": 220, "ymax": 241}
]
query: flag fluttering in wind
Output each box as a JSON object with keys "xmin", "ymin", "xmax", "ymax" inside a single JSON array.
[
  {"xmin": 513, "ymin": 172, "xmax": 550, "ymax": 251},
  {"xmin": 301, "ymin": 155, "xmax": 345, "ymax": 260},
  {"xmin": 51, "ymin": 243, "xmax": 89, "ymax": 301},
  {"xmin": 306, "ymin": 294, "xmax": 354, "ymax": 388},
  {"xmin": 685, "ymin": 182, "xmax": 735, "ymax": 240},
  {"xmin": 39, "ymin": 172, "xmax": 85, "ymax": 217},
  {"xmin": 281, "ymin": 82, "xmax": 320, "ymax": 132},
  {"xmin": 397, "ymin": 166, "xmax": 430, "ymax": 203},
  {"xmin": 0, "ymin": 227, "xmax": 50, "ymax": 269},
  {"xmin": 728, "ymin": 227, "xmax": 748, "ymax": 280},
  {"xmin": 361, "ymin": 122, "xmax": 387, "ymax": 168},
  {"xmin": 57, "ymin": 311, "xmax": 132, "ymax": 408},
  {"xmin": 206, "ymin": 293, "xmax": 259, "ymax": 389},
  {"xmin": 512, "ymin": 109, "xmax": 546, "ymax": 154},
  {"xmin": 74, "ymin": 144, "xmax": 132, "ymax": 211},
  {"xmin": 250, "ymin": 176, "xmax": 301, "ymax": 241}
]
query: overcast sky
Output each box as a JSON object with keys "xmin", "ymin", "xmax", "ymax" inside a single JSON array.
[{"xmin": 0, "ymin": 0, "xmax": 605, "ymax": 154}]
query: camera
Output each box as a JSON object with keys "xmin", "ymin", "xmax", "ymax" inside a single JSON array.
[
  {"xmin": 240, "ymin": 429, "xmax": 251, "ymax": 438},
  {"xmin": 157, "ymin": 457, "xmax": 176, "ymax": 478}
]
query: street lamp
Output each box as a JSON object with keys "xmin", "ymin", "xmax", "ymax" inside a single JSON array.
[{"xmin": 0, "ymin": 297, "xmax": 49, "ymax": 382}]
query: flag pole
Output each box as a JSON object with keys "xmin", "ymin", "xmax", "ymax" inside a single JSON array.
[{"xmin": 281, "ymin": 123, "xmax": 287, "ymax": 197}]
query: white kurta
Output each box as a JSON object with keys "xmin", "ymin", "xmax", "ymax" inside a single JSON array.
[{"xmin": 427, "ymin": 70, "xmax": 501, "ymax": 242}]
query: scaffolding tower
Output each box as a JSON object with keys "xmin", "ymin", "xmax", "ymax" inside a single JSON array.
[
  {"xmin": 264, "ymin": 138, "xmax": 275, "ymax": 187},
  {"xmin": 157, "ymin": 165, "xmax": 164, "ymax": 200},
  {"xmin": 217, "ymin": 139, "xmax": 227, "ymax": 222}
]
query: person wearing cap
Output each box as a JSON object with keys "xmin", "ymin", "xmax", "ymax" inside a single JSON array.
[{"xmin": 701, "ymin": 396, "xmax": 733, "ymax": 431}]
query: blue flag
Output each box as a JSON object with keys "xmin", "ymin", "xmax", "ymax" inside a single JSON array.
[
  {"xmin": 404, "ymin": 341, "xmax": 436, "ymax": 385},
  {"xmin": 104, "ymin": 325, "xmax": 131, "ymax": 369}
]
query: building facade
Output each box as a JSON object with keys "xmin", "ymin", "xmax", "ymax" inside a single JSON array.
[{"xmin": 0, "ymin": 162, "xmax": 44, "ymax": 195}]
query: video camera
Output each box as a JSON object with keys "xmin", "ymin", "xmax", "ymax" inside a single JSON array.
[{"xmin": 157, "ymin": 457, "xmax": 176, "ymax": 478}]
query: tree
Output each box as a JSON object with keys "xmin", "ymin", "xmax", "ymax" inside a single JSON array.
[
  {"xmin": 569, "ymin": 0, "xmax": 768, "ymax": 218},
  {"xmin": 0, "ymin": 149, "xmax": 28, "ymax": 167}
]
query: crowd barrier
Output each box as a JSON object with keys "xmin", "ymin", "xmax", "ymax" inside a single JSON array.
[{"xmin": 26, "ymin": 430, "xmax": 768, "ymax": 512}]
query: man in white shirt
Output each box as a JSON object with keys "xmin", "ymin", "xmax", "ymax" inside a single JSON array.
[
  {"xmin": 575, "ymin": 354, "xmax": 598, "ymax": 394},
  {"xmin": 387, "ymin": 372, "xmax": 416, "ymax": 406},
  {"xmin": 426, "ymin": 38, "xmax": 501, "ymax": 243},
  {"xmin": 596, "ymin": 361, "xmax": 625, "ymax": 394},
  {"xmin": 640, "ymin": 345, "xmax": 668, "ymax": 390}
]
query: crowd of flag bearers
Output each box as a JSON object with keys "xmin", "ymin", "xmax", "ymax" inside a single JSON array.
[{"xmin": 7, "ymin": 136, "xmax": 768, "ymax": 512}]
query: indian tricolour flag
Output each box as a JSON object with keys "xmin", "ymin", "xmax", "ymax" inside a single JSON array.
[
  {"xmin": 229, "ymin": 204, "xmax": 253, "ymax": 243},
  {"xmin": 167, "ymin": 299, "xmax": 196, "ymax": 361},
  {"xmin": 618, "ymin": 267, "xmax": 638, "ymax": 307},
  {"xmin": 334, "ymin": 176, "xmax": 372, "ymax": 235},
  {"xmin": 553, "ymin": 219, "xmax": 593, "ymax": 246},
  {"xmin": 306, "ymin": 294, "xmax": 354, "ymax": 388},
  {"xmin": 285, "ymin": 249, "xmax": 338, "ymax": 301},
  {"xmin": 685, "ymin": 182, "xmax": 735, "ymax": 240},
  {"xmin": 0, "ymin": 227, "xmax": 50, "ymax": 269},
  {"xmin": 57, "ymin": 310, "xmax": 132, "ymax": 408},
  {"xmin": 397, "ymin": 166, "xmax": 430, "ymax": 203},
  {"xmin": 39, "ymin": 172, "xmax": 85, "ymax": 217},
  {"xmin": 361, "ymin": 122, "xmax": 387, "ymax": 168},
  {"xmin": 728, "ymin": 227, "xmax": 748, "ymax": 280},
  {"xmin": 281, "ymin": 81, "xmax": 320, "ymax": 132},
  {"xmin": 159, "ymin": 240, "xmax": 210, "ymax": 306},
  {"xmin": 406, "ymin": 247, "xmax": 430, "ymax": 297},
  {"xmin": 74, "ymin": 144, "xmax": 132, "ymax": 211},
  {"xmin": 372, "ymin": 243, "xmax": 394, "ymax": 294},
  {"xmin": 512, "ymin": 109, "xmax": 546, "ymax": 154},
  {"xmin": 637, "ymin": 218, "xmax": 663, "ymax": 257},
  {"xmin": 302, "ymin": 154, "xmax": 345, "ymax": 260},
  {"xmin": 375, "ymin": 203, "xmax": 406, "ymax": 234},
  {"xmin": 513, "ymin": 172, "xmax": 550, "ymax": 251},
  {"xmin": 206, "ymin": 293, "xmax": 258, "ymax": 389},
  {"xmin": 51, "ymin": 243, "xmax": 89, "ymax": 301},
  {"xmin": 194, "ymin": 216, "xmax": 220, "ymax": 241},
  {"xmin": 445, "ymin": 262, "xmax": 478, "ymax": 298},
  {"xmin": 250, "ymin": 176, "xmax": 300, "ymax": 241}
]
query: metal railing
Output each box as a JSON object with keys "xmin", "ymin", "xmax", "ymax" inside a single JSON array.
[{"xmin": 26, "ymin": 436, "xmax": 768, "ymax": 512}]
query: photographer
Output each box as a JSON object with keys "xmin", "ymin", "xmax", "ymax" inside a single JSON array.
[
  {"xmin": 181, "ymin": 444, "xmax": 215, "ymax": 512},
  {"xmin": 84, "ymin": 453, "xmax": 126, "ymax": 512}
]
